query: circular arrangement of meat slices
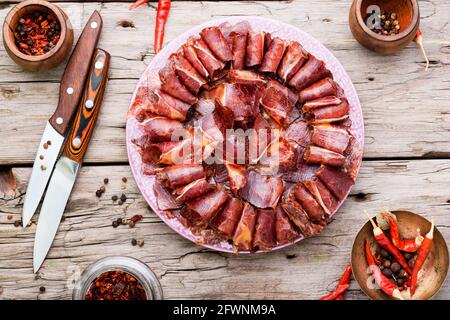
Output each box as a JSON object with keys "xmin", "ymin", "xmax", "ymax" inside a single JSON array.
[{"xmin": 128, "ymin": 20, "xmax": 364, "ymax": 253}]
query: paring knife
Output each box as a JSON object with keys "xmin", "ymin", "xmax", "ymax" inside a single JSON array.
[
  {"xmin": 22, "ymin": 11, "xmax": 103, "ymax": 227},
  {"xmin": 33, "ymin": 49, "xmax": 111, "ymax": 272}
]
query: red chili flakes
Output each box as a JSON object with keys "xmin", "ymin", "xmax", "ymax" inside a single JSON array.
[
  {"xmin": 14, "ymin": 11, "xmax": 61, "ymax": 56},
  {"xmin": 84, "ymin": 270, "xmax": 147, "ymax": 300}
]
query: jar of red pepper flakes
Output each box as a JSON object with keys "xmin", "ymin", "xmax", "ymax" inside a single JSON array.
[{"xmin": 72, "ymin": 256, "xmax": 163, "ymax": 300}]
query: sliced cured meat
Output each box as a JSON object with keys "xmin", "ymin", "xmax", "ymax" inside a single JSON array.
[
  {"xmin": 245, "ymin": 31, "xmax": 265, "ymax": 67},
  {"xmin": 180, "ymin": 206, "xmax": 205, "ymax": 226},
  {"xmin": 259, "ymin": 37, "xmax": 287, "ymax": 74},
  {"xmin": 303, "ymin": 179, "xmax": 338, "ymax": 215},
  {"xmin": 142, "ymin": 162, "xmax": 157, "ymax": 176},
  {"xmin": 192, "ymin": 38, "xmax": 226, "ymax": 79},
  {"xmin": 224, "ymin": 163, "xmax": 248, "ymax": 192},
  {"xmin": 186, "ymin": 188, "xmax": 229, "ymax": 222},
  {"xmin": 253, "ymin": 209, "xmax": 276, "ymax": 251},
  {"xmin": 260, "ymin": 80, "xmax": 298, "ymax": 126},
  {"xmin": 344, "ymin": 137, "xmax": 363, "ymax": 181},
  {"xmin": 171, "ymin": 53, "xmax": 207, "ymax": 95},
  {"xmin": 304, "ymin": 98, "xmax": 350, "ymax": 124},
  {"xmin": 288, "ymin": 56, "xmax": 331, "ymax": 91},
  {"xmin": 262, "ymin": 136, "xmax": 298, "ymax": 173},
  {"xmin": 183, "ymin": 40, "xmax": 209, "ymax": 79},
  {"xmin": 169, "ymin": 209, "xmax": 193, "ymax": 228},
  {"xmin": 311, "ymin": 124, "xmax": 350, "ymax": 154},
  {"xmin": 211, "ymin": 198, "xmax": 244, "ymax": 237},
  {"xmin": 228, "ymin": 69, "xmax": 266, "ymax": 86},
  {"xmin": 275, "ymin": 205, "xmax": 299, "ymax": 244},
  {"xmin": 303, "ymin": 96, "xmax": 342, "ymax": 112},
  {"xmin": 233, "ymin": 202, "xmax": 257, "ymax": 250},
  {"xmin": 292, "ymin": 183, "xmax": 326, "ymax": 223},
  {"xmin": 298, "ymin": 78, "xmax": 337, "ymax": 103},
  {"xmin": 316, "ymin": 165, "xmax": 354, "ymax": 200},
  {"xmin": 304, "ymin": 146, "xmax": 346, "ymax": 167},
  {"xmin": 240, "ymin": 171, "xmax": 284, "ymax": 208},
  {"xmin": 154, "ymin": 180, "xmax": 180, "ymax": 211},
  {"xmin": 159, "ymin": 62, "xmax": 198, "ymax": 105},
  {"xmin": 219, "ymin": 21, "xmax": 251, "ymax": 40},
  {"xmin": 139, "ymin": 140, "xmax": 189, "ymax": 164},
  {"xmin": 248, "ymin": 113, "xmax": 274, "ymax": 163},
  {"xmin": 201, "ymin": 100, "xmax": 234, "ymax": 143},
  {"xmin": 285, "ymin": 119, "xmax": 311, "ymax": 147},
  {"xmin": 281, "ymin": 192, "xmax": 318, "ymax": 237},
  {"xmin": 140, "ymin": 117, "xmax": 186, "ymax": 142},
  {"xmin": 230, "ymin": 32, "xmax": 247, "ymax": 69},
  {"xmin": 200, "ymin": 26, "xmax": 233, "ymax": 62},
  {"xmin": 278, "ymin": 41, "xmax": 308, "ymax": 83},
  {"xmin": 157, "ymin": 164, "xmax": 205, "ymax": 189},
  {"xmin": 174, "ymin": 178, "xmax": 216, "ymax": 203}
]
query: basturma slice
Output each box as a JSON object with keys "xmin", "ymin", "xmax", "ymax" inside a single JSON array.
[
  {"xmin": 298, "ymin": 77, "xmax": 337, "ymax": 103},
  {"xmin": 224, "ymin": 163, "xmax": 248, "ymax": 192},
  {"xmin": 304, "ymin": 98, "xmax": 350, "ymax": 124},
  {"xmin": 186, "ymin": 188, "xmax": 229, "ymax": 222},
  {"xmin": 275, "ymin": 205, "xmax": 299, "ymax": 245},
  {"xmin": 233, "ymin": 202, "xmax": 258, "ymax": 251},
  {"xmin": 285, "ymin": 119, "xmax": 312, "ymax": 147},
  {"xmin": 170, "ymin": 53, "xmax": 207, "ymax": 95},
  {"xmin": 277, "ymin": 41, "xmax": 309, "ymax": 83},
  {"xmin": 303, "ymin": 179, "xmax": 338, "ymax": 216},
  {"xmin": 228, "ymin": 69, "xmax": 266, "ymax": 86},
  {"xmin": 154, "ymin": 180, "xmax": 180, "ymax": 211},
  {"xmin": 260, "ymin": 80, "xmax": 298, "ymax": 126},
  {"xmin": 316, "ymin": 165, "xmax": 354, "ymax": 200},
  {"xmin": 303, "ymin": 145, "xmax": 346, "ymax": 167},
  {"xmin": 281, "ymin": 192, "xmax": 320, "ymax": 237},
  {"xmin": 259, "ymin": 37, "xmax": 287, "ymax": 74},
  {"xmin": 200, "ymin": 26, "xmax": 233, "ymax": 62},
  {"xmin": 157, "ymin": 164, "xmax": 205, "ymax": 189},
  {"xmin": 139, "ymin": 116, "xmax": 186, "ymax": 142},
  {"xmin": 183, "ymin": 40, "xmax": 209, "ymax": 79},
  {"xmin": 192, "ymin": 38, "xmax": 226, "ymax": 80},
  {"xmin": 246, "ymin": 31, "xmax": 265, "ymax": 67},
  {"xmin": 230, "ymin": 32, "xmax": 248, "ymax": 69},
  {"xmin": 253, "ymin": 208, "xmax": 276, "ymax": 251},
  {"xmin": 311, "ymin": 124, "xmax": 350, "ymax": 154},
  {"xmin": 211, "ymin": 197, "xmax": 244, "ymax": 238},
  {"xmin": 240, "ymin": 171, "xmax": 284, "ymax": 209},
  {"xmin": 288, "ymin": 56, "xmax": 331, "ymax": 91},
  {"xmin": 174, "ymin": 178, "xmax": 216, "ymax": 203},
  {"xmin": 292, "ymin": 183, "xmax": 327, "ymax": 223},
  {"xmin": 159, "ymin": 61, "xmax": 198, "ymax": 105}
]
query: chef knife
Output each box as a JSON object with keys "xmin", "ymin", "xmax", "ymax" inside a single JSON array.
[
  {"xmin": 22, "ymin": 11, "xmax": 103, "ymax": 227},
  {"xmin": 33, "ymin": 49, "xmax": 110, "ymax": 272}
]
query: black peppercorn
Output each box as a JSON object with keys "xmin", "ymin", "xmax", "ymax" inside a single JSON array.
[
  {"xmin": 131, "ymin": 238, "xmax": 137, "ymax": 246},
  {"xmin": 112, "ymin": 221, "xmax": 119, "ymax": 228},
  {"xmin": 120, "ymin": 194, "xmax": 127, "ymax": 202},
  {"xmin": 112, "ymin": 195, "xmax": 118, "ymax": 202},
  {"xmin": 104, "ymin": 178, "xmax": 109, "ymax": 184}
]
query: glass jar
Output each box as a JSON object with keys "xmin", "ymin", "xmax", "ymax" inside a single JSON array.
[{"xmin": 72, "ymin": 256, "xmax": 163, "ymax": 300}]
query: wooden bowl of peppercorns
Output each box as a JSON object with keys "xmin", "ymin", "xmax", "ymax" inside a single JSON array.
[
  {"xmin": 2, "ymin": 0, "xmax": 73, "ymax": 71},
  {"xmin": 352, "ymin": 210, "xmax": 449, "ymax": 300},
  {"xmin": 349, "ymin": 0, "xmax": 420, "ymax": 54}
]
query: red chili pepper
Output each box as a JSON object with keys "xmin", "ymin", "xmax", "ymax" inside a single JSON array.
[
  {"xmin": 368, "ymin": 216, "xmax": 412, "ymax": 274},
  {"xmin": 320, "ymin": 284, "xmax": 349, "ymax": 300},
  {"xmin": 129, "ymin": 0, "xmax": 148, "ymax": 10},
  {"xmin": 384, "ymin": 213, "xmax": 423, "ymax": 252},
  {"xmin": 154, "ymin": 0, "xmax": 171, "ymax": 53},
  {"xmin": 410, "ymin": 220, "xmax": 434, "ymax": 296},
  {"xmin": 319, "ymin": 263, "xmax": 352, "ymax": 300},
  {"xmin": 365, "ymin": 240, "xmax": 403, "ymax": 300}
]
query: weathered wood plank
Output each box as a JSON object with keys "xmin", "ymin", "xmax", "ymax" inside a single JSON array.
[
  {"xmin": 1, "ymin": 159, "xmax": 449, "ymax": 299},
  {"xmin": 0, "ymin": 1, "xmax": 450, "ymax": 164}
]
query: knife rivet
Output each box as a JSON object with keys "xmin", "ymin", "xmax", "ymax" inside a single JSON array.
[
  {"xmin": 73, "ymin": 137, "xmax": 81, "ymax": 147},
  {"xmin": 66, "ymin": 87, "xmax": 74, "ymax": 95},
  {"xmin": 56, "ymin": 117, "xmax": 63, "ymax": 125},
  {"xmin": 91, "ymin": 22, "xmax": 98, "ymax": 29},
  {"xmin": 85, "ymin": 100, "xmax": 94, "ymax": 109},
  {"xmin": 95, "ymin": 61, "xmax": 103, "ymax": 70}
]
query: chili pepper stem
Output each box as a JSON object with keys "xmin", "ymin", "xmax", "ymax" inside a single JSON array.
[{"xmin": 415, "ymin": 29, "xmax": 430, "ymax": 71}]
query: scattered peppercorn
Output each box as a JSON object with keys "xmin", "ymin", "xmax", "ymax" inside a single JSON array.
[
  {"xmin": 7, "ymin": 215, "xmax": 13, "ymax": 220},
  {"xmin": 13, "ymin": 219, "xmax": 22, "ymax": 227},
  {"xmin": 99, "ymin": 186, "xmax": 106, "ymax": 193},
  {"xmin": 120, "ymin": 194, "xmax": 127, "ymax": 202},
  {"xmin": 104, "ymin": 178, "xmax": 109, "ymax": 184},
  {"xmin": 84, "ymin": 270, "xmax": 146, "ymax": 300},
  {"xmin": 112, "ymin": 220, "xmax": 119, "ymax": 228},
  {"xmin": 118, "ymin": 200, "xmax": 123, "ymax": 205},
  {"xmin": 14, "ymin": 11, "xmax": 61, "ymax": 56},
  {"xmin": 95, "ymin": 190, "xmax": 102, "ymax": 198},
  {"xmin": 122, "ymin": 177, "xmax": 128, "ymax": 183},
  {"xmin": 117, "ymin": 218, "xmax": 123, "ymax": 225},
  {"xmin": 39, "ymin": 286, "xmax": 46, "ymax": 293},
  {"xmin": 365, "ymin": 11, "xmax": 401, "ymax": 36},
  {"xmin": 137, "ymin": 239, "xmax": 145, "ymax": 247},
  {"xmin": 112, "ymin": 195, "xmax": 118, "ymax": 202},
  {"xmin": 131, "ymin": 238, "xmax": 137, "ymax": 246},
  {"xmin": 129, "ymin": 221, "xmax": 135, "ymax": 228},
  {"xmin": 130, "ymin": 214, "xmax": 143, "ymax": 223}
]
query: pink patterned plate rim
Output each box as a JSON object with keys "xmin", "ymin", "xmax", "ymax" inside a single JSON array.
[{"xmin": 126, "ymin": 16, "xmax": 364, "ymax": 253}]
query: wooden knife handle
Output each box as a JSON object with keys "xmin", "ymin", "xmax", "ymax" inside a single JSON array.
[
  {"xmin": 62, "ymin": 49, "xmax": 110, "ymax": 164},
  {"xmin": 49, "ymin": 10, "xmax": 103, "ymax": 136}
]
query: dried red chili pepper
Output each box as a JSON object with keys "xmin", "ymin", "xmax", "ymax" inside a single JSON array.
[
  {"xmin": 154, "ymin": 0, "xmax": 171, "ymax": 53},
  {"xmin": 368, "ymin": 216, "xmax": 412, "ymax": 274},
  {"xmin": 320, "ymin": 263, "xmax": 352, "ymax": 300},
  {"xmin": 365, "ymin": 240, "xmax": 403, "ymax": 300},
  {"xmin": 130, "ymin": 214, "xmax": 143, "ymax": 223},
  {"xmin": 14, "ymin": 11, "xmax": 61, "ymax": 56},
  {"xmin": 410, "ymin": 220, "xmax": 434, "ymax": 296},
  {"xmin": 85, "ymin": 270, "xmax": 147, "ymax": 300},
  {"xmin": 129, "ymin": 0, "xmax": 148, "ymax": 10},
  {"xmin": 384, "ymin": 213, "xmax": 423, "ymax": 253}
]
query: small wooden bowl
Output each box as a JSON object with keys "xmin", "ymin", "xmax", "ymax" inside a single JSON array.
[
  {"xmin": 349, "ymin": 0, "xmax": 420, "ymax": 54},
  {"xmin": 2, "ymin": 0, "xmax": 73, "ymax": 71},
  {"xmin": 352, "ymin": 211, "xmax": 449, "ymax": 300}
]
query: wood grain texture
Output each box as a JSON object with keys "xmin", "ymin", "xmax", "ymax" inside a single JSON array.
[
  {"xmin": 0, "ymin": 1, "xmax": 449, "ymax": 164},
  {"xmin": 1, "ymin": 160, "xmax": 450, "ymax": 300},
  {"xmin": 62, "ymin": 49, "xmax": 110, "ymax": 163}
]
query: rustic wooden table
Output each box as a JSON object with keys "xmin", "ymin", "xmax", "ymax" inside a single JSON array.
[{"xmin": 1, "ymin": 0, "xmax": 449, "ymax": 300}]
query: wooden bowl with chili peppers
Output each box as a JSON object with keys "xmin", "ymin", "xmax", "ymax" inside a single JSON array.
[
  {"xmin": 2, "ymin": 0, "xmax": 73, "ymax": 71},
  {"xmin": 352, "ymin": 210, "xmax": 449, "ymax": 300},
  {"xmin": 349, "ymin": 0, "xmax": 420, "ymax": 54}
]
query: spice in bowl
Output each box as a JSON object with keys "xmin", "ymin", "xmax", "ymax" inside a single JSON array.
[
  {"xmin": 365, "ymin": 11, "xmax": 401, "ymax": 36},
  {"xmin": 14, "ymin": 11, "xmax": 61, "ymax": 56},
  {"xmin": 85, "ymin": 270, "xmax": 147, "ymax": 300}
]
